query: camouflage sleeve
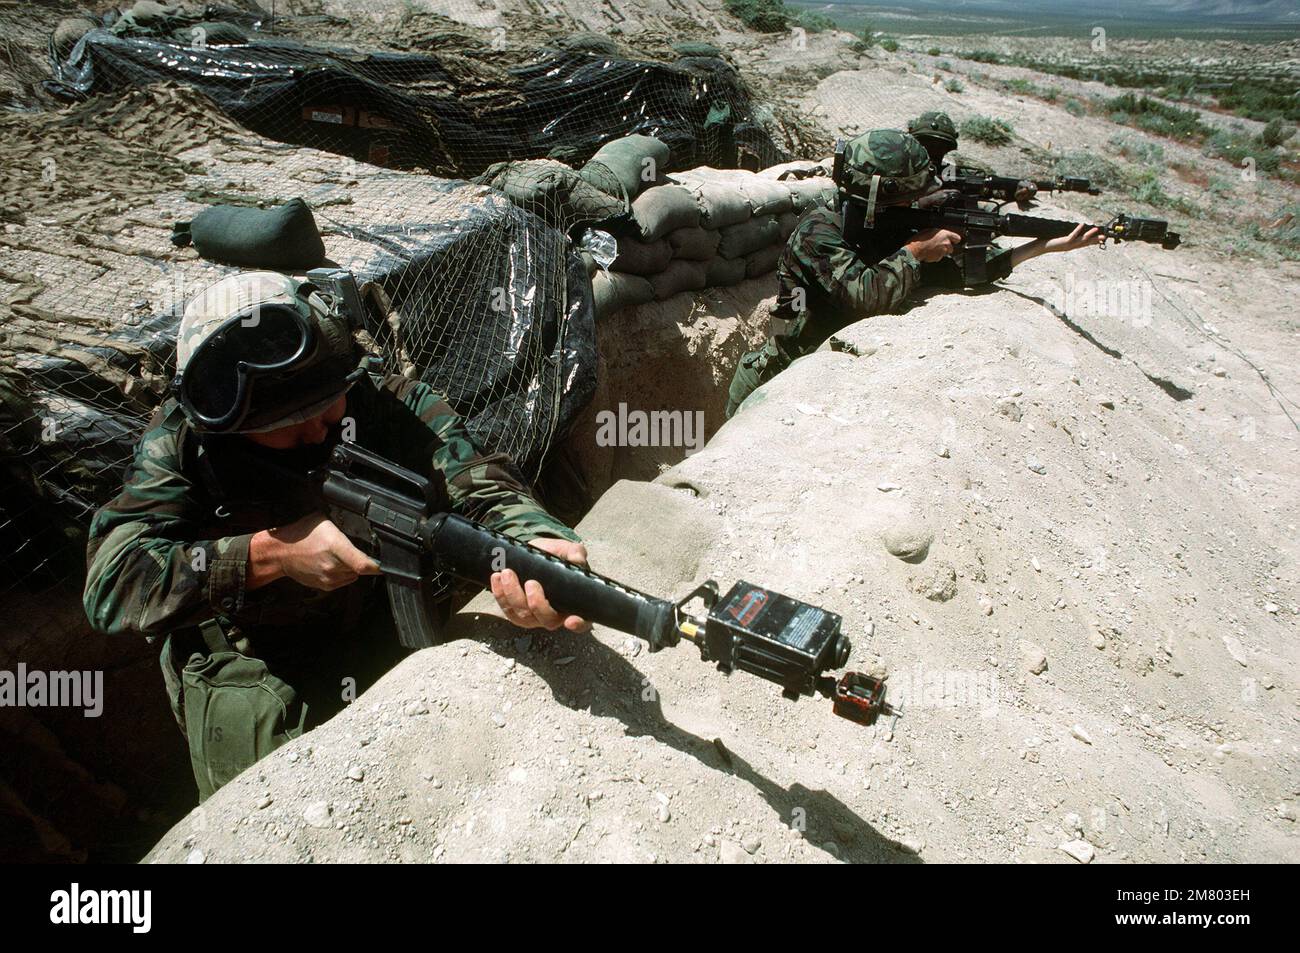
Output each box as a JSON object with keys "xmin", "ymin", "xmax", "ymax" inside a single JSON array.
[
  {"xmin": 804, "ymin": 219, "xmax": 923, "ymax": 316},
  {"xmin": 84, "ymin": 412, "xmax": 252, "ymax": 637},
  {"xmin": 395, "ymin": 381, "xmax": 580, "ymax": 544}
]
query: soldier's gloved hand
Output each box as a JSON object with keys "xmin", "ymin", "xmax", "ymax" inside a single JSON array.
[
  {"xmin": 251, "ymin": 512, "xmax": 381, "ymax": 591},
  {"xmin": 490, "ymin": 538, "xmax": 591, "ymax": 633},
  {"xmin": 905, "ymin": 227, "xmax": 963, "ymax": 262}
]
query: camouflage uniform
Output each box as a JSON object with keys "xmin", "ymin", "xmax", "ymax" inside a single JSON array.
[
  {"xmin": 725, "ymin": 129, "xmax": 1014, "ymax": 417},
  {"xmin": 85, "ymin": 371, "xmax": 577, "ymax": 798}
]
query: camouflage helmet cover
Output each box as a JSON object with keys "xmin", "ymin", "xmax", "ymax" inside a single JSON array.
[
  {"xmin": 177, "ymin": 271, "xmax": 359, "ymax": 433},
  {"xmin": 907, "ymin": 111, "xmax": 959, "ymax": 147},
  {"xmin": 836, "ymin": 129, "xmax": 938, "ymax": 204}
]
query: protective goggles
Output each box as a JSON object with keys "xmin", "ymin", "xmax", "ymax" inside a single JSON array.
[{"xmin": 173, "ymin": 295, "xmax": 353, "ymax": 434}]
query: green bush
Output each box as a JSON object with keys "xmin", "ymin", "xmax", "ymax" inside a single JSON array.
[
  {"xmin": 1064, "ymin": 98, "xmax": 1085, "ymax": 117},
  {"xmin": 1053, "ymin": 152, "xmax": 1126, "ymax": 190},
  {"xmin": 960, "ymin": 115, "xmax": 1013, "ymax": 145},
  {"xmin": 937, "ymin": 59, "xmax": 952, "ymax": 71},
  {"xmin": 880, "ymin": 37, "xmax": 898, "ymax": 52},
  {"xmin": 724, "ymin": 0, "xmax": 793, "ymax": 33},
  {"xmin": 964, "ymin": 49, "xmax": 1001, "ymax": 64},
  {"xmin": 945, "ymin": 77, "xmax": 964, "ymax": 94},
  {"xmin": 1204, "ymin": 130, "xmax": 1281, "ymax": 173},
  {"xmin": 1109, "ymin": 134, "xmax": 1165, "ymax": 165},
  {"xmin": 927, "ymin": 46, "xmax": 941, "ymax": 56},
  {"xmin": 1260, "ymin": 118, "xmax": 1295, "ymax": 148},
  {"xmin": 1105, "ymin": 93, "xmax": 1208, "ymax": 140}
]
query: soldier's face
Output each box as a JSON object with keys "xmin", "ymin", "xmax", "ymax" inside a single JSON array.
[{"xmin": 244, "ymin": 394, "xmax": 348, "ymax": 450}]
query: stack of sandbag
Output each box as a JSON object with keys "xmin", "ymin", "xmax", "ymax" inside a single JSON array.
[{"xmin": 588, "ymin": 162, "xmax": 837, "ymax": 320}]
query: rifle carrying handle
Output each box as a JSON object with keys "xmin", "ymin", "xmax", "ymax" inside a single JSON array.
[{"xmin": 427, "ymin": 514, "xmax": 679, "ymax": 651}]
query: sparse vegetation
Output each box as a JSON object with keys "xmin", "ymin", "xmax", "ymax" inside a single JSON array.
[
  {"xmin": 944, "ymin": 77, "xmax": 964, "ymax": 94},
  {"xmin": 960, "ymin": 115, "xmax": 1013, "ymax": 145},
  {"xmin": 723, "ymin": 0, "xmax": 793, "ymax": 33},
  {"xmin": 1260, "ymin": 118, "xmax": 1295, "ymax": 149},
  {"xmin": 880, "ymin": 37, "xmax": 899, "ymax": 52},
  {"xmin": 927, "ymin": 46, "xmax": 941, "ymax": 56}
]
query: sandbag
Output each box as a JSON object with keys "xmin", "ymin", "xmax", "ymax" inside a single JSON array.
[
  {"xmin": 789, "ymin": 178, "xmax": 837, "ymax": 214},
  {"xmin": 581, "ymin": 135, "xmax": 670, "ymax": 201},
  {"xmin": 649, "ymin": 260, "xmax": 708, "ymax": 301},
  {"xmin": 631, "ymin": 185, "xmax": 700, "ymax": 242},
  {"xmin": 743, "ymin": 179, "xmax": 794, "ymax": 217},
  {"xmin": 558, "ymin": 33, "xmax": 622, "ymax": 55},
  {"xmin": 691, "ymin": 181, "xmax": 751, "ymax": 229},
  {"xmin": 592, "ymin": 270, "xmax": 655, "ymax": 319},
  {"xmin": 717, "ymin": 215, "xmax": 782, "ymax": 260},
  {"xmin": 667, "ymin": 226, "xmax": 721, "ymax": 262},
  {"xmin": 744, "ymin": 244, "xmax": 784, "ymax": 279},
  {"xmin": 777, "ymin": 211, "xmax": 800, "ymax": 241},
  {"xmin": 171, "ymin": 198, "xmax": 326, "ymax": 270},
  {"xmin": 476, "ymin": 159, "xmax": 626, "ymax": 228},
  {"xmin": 705, "ymin": 256, "xmax": 747, "ymax": 288},
  {"xmin": 612, "ymin": 236, "xmax": 673, "ymax": 276}
]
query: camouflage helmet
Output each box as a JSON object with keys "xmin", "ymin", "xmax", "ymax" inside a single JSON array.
[
  {"xmin": 834, "ymin": 129, "xmax": 937, "ymax": 205},
  {"xmin": 175, "ymin": 271, "xmax": 361, "ymax": 434},
  {"xmin": 907, "ymin": 111, "xmax": 959, "ymax": 148}
]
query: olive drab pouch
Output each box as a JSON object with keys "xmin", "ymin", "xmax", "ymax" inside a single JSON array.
[{"xmin": 180, "ymin": 619, "xmax": 307, "ymax": 801}]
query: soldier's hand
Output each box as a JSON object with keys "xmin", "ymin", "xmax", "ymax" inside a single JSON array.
[
  {"xmin": 490, "ymin": 538, "xmax": 591, "ymax": 633},
  {"xmin": 1042, "ymin": 224, "xmax": 1104, "ymax": 254},
  {"xmin": 906, "ymin": 227, "xmax": 963, "ymax": 262},
  {"xmin": 259, "ymin": 512, "xmax": 382, "ymax": 591}
]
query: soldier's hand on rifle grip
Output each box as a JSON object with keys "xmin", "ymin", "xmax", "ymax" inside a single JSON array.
[
  {"xmin": 250, "ymin": 512, "xmax": 382, "ymax": 592},
  {"xmin": 489, "ymin": 538, "xmax": 592, "ymax": 633},
  {"xmin": 905, "ymin": 227, "xmax": 963, "ymax": 262}
]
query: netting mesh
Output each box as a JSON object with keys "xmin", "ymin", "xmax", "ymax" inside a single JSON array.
[{"xmin": 1, "ymin": 2, "xmax": 793, "ymax": 603}]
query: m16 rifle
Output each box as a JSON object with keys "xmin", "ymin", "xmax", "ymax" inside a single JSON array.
[
  {"xmin": 842, "ymin": 200, "xmax": 1181, "ymax": 283},
  {"xmin": 942, "ymin": 171, "xmax": 1101, "ymax": 204},
  {"xmin": 311, "ymin": 441, "xmax": 889, "ymax": 727}
]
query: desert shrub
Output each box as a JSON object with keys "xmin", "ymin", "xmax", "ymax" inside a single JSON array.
[
  {"xmin": 945, "ymin": 77, "xmax": 964, "ymax": 93},
  {"xmin": 1109, "ymin": 134, "xmax": 1165, "ymax": 165},
  {"xmin": 927, "ymin": 46, "xmax": 941, "ymax": 56},
  {"xmin": 1203, "ymin": 130, "xmax": 1281, "ymax": 173},
  {"xmin": 1105, "ymin": 93, "xmax": 1208, "ymax": 140},
  {"xmin": 1053, "ymin": 152, "xmax": 1126, "ymax": 190},
  {"xmin": 960, "ymin": 115, "xmax": 1013, "ymax": 145},
  {"xmin": 1064, "ymin": 97, "xmax": 1085, "ymax": 117},
  {"xmin": 880, "ymin": 37, "xmax": 898, "ymax": 52},
  {"xmin": 724, "ymin": 0, "xmax": 793, "ymax": 33},
  {"xmin": 964, "ymin": 49, "xmax": 1001, "ymax": 64},
  {"xmin": 1260, "ymin": 118, "xmax": 1295, "ymax": 148},
  {"xmin": 937, "ymin": 59, "xmax": 952, "ymax": 71},
  {"xmin": 796, "ymin": 11, "xmax": 835, "ymax": 33}
]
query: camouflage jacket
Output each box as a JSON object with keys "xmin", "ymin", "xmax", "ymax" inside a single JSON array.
[
  {"xmin": 771, "ymin": 206, "xmax": 1014, "ymax": 362},
  {"xmin": 84, "ymin": 373, "xmax": 578, "ymax": 641}
]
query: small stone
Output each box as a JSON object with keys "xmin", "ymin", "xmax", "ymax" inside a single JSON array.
[
  {"xmin": 742, "ymin": 834, "xmax": 761, "ymax": 854},
  {"xmin": 1059, "ymin": 839, "xmax": 1095, "ymax": 863},
  {"xmin": 346, "ymin": 765, "xmax": 365, "ymax": 782},
  {"xmin": 508, "ymin": 767, "xmax": 528, "ymax": 783},
  {"xmin": 513, "ymin": 636, "xmax": 531, "ymax": 652},
  {"xmin": 877, "ymin": 481, "xmax": 902, "ymax": 493},
  {"xmin": 1063, "ymin": 812, "xmax": 1083, "ymax": 835},
  {"xmin": 304, "ymin": 801, "xmax": 332, "ymax": 828},
  {"xmin": 1071, "ymin": 725, "xmax": 1093, "ymax": 745},
  {"xmin": 1020, "ymin": 640, "xmax": 1048, "ymax": 675},
  {"xmin": 881, "ymin": 523, "xmax": 933, "ymax": 562},
  {"xmin": 1277, "ymin": 804, "xmax": 1296, "ymax": 822},
  {"xmin": 1031, "ymin": 557, "xmax": 1041, "ymax": 572},
  {"xmin": 657, "ymin": 803, "xmax": 672, "ymax": 823},
  {"xmin": 935, "ymin": 445, "xmax": 950, "ymax": 458},
  {"xmin": 978, "ymin": 595, "xmax": 994, "ymax": 616},
  {"xmin": 491, "ymin": 712, "xmax": 507, "ymax": 727},
  {"xmin": 996, "ymin": 398, "xmax": 1023, "ymax": 421},
  {"xmin": 1264, "ymin": 602, "xmax": 1279, "ymax": 614},
  {"xmin": 1026, "ymin": 456, "xmax": 1047, "ymax": 475},
  {"xmin": 186, "ymin": 848, "xmax": 206, "ymax": 865},
  {"xmin": 1221, "ymin": 635, "xmax": 1248, "ymax": 667},
  {"xmin": 1090, "ymin": 629, "xmax": 1106, "ymax": 650},
  {"xmin": 1095, "ymin": 396, "xmax": 1115, "ymax": 409},
  {"xmin": 911, "ymin": 561, "xmax": 957, "ymax": 601},
  {"xmin": 257, "ymin": 795, "xmax": 273, "ymax": 810},
  {"xmin": 1212, "ymin": 367, "xmax": 1226, "ymax": 377},
  {"xmin": 719, "ymin": 840, "xmax": 748, "ymax": 864}
]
